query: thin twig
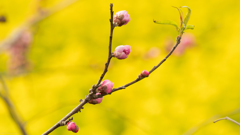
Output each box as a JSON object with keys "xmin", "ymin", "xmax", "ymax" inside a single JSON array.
[
  {"xmin": 184, "ymin": 107, "xmax": 240, "ymax": 135},
  {"xmin": 111, "ymin": 78, "xmax": 142, "ymax": 92},
  {"xmin": 214, "ymin": 116, "xmax": 240, "ymax": 126},
  {"xmin": 183, "ymin": 115, "xmax": 220, "ymax": 135},
  {"xmin": 96, "ymin": 3, "xmax": 114, "ymax": 87},
  {"xmin": 0, "ymin": 74, "xmax": 9, "ymax": 95},
  {"xmin": 111, "ymin": 36, "xmax": 182, "ymax": 93},
  {"xmin": 0, "ymin": 74, "xmax": 27, "ymax": 135},
  {"xmin": 149, "ymin": 36, "xmax": 181, "ymax": 74}
]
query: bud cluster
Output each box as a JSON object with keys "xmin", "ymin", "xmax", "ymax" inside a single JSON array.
[{"xmin": 88, "ymin": 80, "xmax": 114, "ymax": 105}]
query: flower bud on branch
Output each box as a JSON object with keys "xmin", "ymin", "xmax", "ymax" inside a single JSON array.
[
  {"xmin": 139, "ymin": 70, "xmax": 149, "ymax": 78},
  {"xmin": 67, "ymin": 122, "xmax": 79, "ymax": 133},
  {"xmin": 96, "ymin": 80, "xmax": 114, "ymax": 95},
  {"xmin": 113, "ymin": 10, "xmax": 130, "ymax": 26},
  {"xmin": 113, "ymin": 45, "xmax": 131, "ymax": 59}
]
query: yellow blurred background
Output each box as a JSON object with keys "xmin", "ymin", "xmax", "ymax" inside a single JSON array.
[{"xmin": 1, "ymin": 0, "xmax": 240, "ymax": 134}]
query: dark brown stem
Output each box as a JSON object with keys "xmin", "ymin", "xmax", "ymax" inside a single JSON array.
[
  {"xmin": 0, "ymin": 75, "xmax": 27, "ymax": 135},
  {"xmin": 96, "ymin": 3, "xmax": 114, "ymax": 87}
]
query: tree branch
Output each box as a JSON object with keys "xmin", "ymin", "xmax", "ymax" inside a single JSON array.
[
  {"xmin": 0, "ymin": 75, "xmax": 27, "ymax": 135},
  {"xmin": 183, "ymin": 107, "xmax": 240, "ymax": 135},
  {"xmin": 214, "ymin": 116, "xmax": 240, "ymax": 126}
]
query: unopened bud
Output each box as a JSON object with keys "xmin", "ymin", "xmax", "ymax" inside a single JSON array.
[
  {"xmin": 67, "ymin": 122, "xmax": 79, "ymax": 133},
  {"xmin": 139, "ymin": 70, "xmax": 149, "ymax": 78},
  {"xmin": 113, "ymin": 10, "xmax": 130, "ymax": 27},
  {"xmin": 96, "ymin": 80, "xmax": 114, "ymax": 95},
  {"xmin": 113, "ymin": 45, "xmax": 131, "ymax": 59}
]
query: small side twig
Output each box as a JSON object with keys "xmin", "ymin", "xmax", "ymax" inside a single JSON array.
[
  {"xmin": 149, "ymin": 36, "xmax": 181, "ymax": 74},
  {"xmin": 0, "ymin": 74, "xmax": 27, "ymax": 135},
  {"xmin": 96, "ymin": 3, "xmax": 114, "ymax": 87},
  {"xmin": 184, "ymin": 106, "xmax": 240, "ymax": 135},
  {"xmin": 111, "ymin": 36, "xmax": 182, "ymax": 92},
  {"xmin": 214, "ymin": 116, "xmax": 240, "ymax": 126}
]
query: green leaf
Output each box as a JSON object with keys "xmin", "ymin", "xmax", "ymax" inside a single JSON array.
[
  {"xmin": 180, "ymin": 6, "xmax": 191, "ymax": 26},
  {"xmin": 153, "ymin": 20, "xmax": 179, "ymax": 31},
  {"xmin": 185, "ymin": 25, "xmax": 195, "ymax": 30},
  {"xmin": 172, "ymin": 6, "xmax": 183, "ymax": 28}
]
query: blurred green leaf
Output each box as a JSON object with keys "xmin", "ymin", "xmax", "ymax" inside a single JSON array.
[
  {"xmin": 185, "ymin": 25, "xmax": 195, "ymax": 30},
  {"xmin": 180, "ymin": 6, "xmax": 191, "ymax": 26},
  {"xmin": 172, "ymin": 6, "xmax": 183, "ymax": 27},
  {"xmin": 154, "ymin": 20, "xmax": 179, "ymax": 31}
]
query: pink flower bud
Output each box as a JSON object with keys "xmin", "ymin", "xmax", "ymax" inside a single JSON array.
[
  {"xmin": 67, "ymin": 122, "xmax": 79, "ymax": 133},
  {"xmin": 139, "ymin": 70, "xmax": 149, "ymax": 78},
  {"xmin": 113, "ymin": 45, "xmax": 131, "ymax": 59},
  {"xmin": 89, "ymin": 93, "xmax": 103, "ymax": 104},
  {"xmin": 96, "ymin": 80, "xmax": 114, "ymax": 95},
  {"xmin": 113, "ymin": 10, "xmax": 130, "ymax": 26}
]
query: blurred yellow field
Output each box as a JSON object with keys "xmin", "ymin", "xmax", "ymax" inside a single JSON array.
[{"xmin": 1, "ymin": 0, "xmax": 240, "ymax": 134}]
